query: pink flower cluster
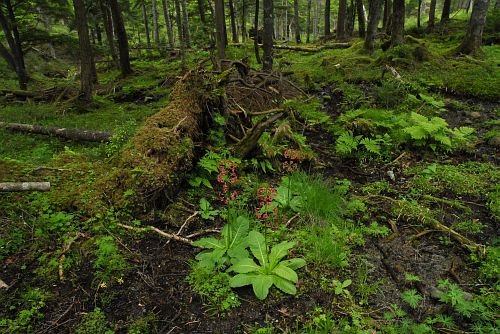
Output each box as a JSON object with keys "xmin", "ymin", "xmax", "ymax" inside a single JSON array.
[
  {"xmin": 281, "ymin": 149, "xmax": 305, "ymax": 173},
  {"xmin": 217, "ymin": 160, "xmax": 238, "ymax": 204},
  {"xmin": 255, "ymin": 186, "xmax": 277, "ymax": 219}
]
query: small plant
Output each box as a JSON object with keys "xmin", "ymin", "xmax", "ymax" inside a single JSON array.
[
  {"xmin": 199, "ymin": 198, "xmax": 220, "ymax": 220},
  {"xmin": 404, "ymin": 273, "xmax": 421, "ymax": 283},
  {"xmin": 229, "ymin": 230, "xmax": 306, "ymax": 300},
  {"xmin": 255, "ymin": 185, "xmax": 278, "ymax": 220},
  {"xmin": 93, "ymin": 236, "xmax": 129, "ymax": 285},
  {"xmin": 332, "ymin": 279, "xmax": 352, "ymax": 296},
  {"xmin": 401, "ymin": 289, "xmax": 423, "ymax": 309},
  {"xmin": 75, "ymin": 308, "xmax": 114, "ymax": 334}
]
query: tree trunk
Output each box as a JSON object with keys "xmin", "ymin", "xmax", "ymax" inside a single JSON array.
[
  {"xmin": 382, "ymin": 0, "xmax": 392, "ymax": 32},
  {"xmin": 0, "ymin": 122, "xmax": 111, "ymax": 142},
  {"xmin": 141, "ymin": 0, "xmax": 153, "ymax": 56},
  {"xmin": 337, "ymin": 0, "xmax": 347, "ymax": 39},
  {"xmin": 197, "ymin": 0, "xmax": 212, "ymax": 45},
  {"xmin": 390, "ymin": 0, "xmax": 405, "ymax": 46},
  {"xmin": 181, "ymin": 0, "xmax": 192, "ymax": 48},
  {"xmin": 73, "ymin": 0, "xmax": 94, "ymax": 103},
  {"xmin": 161, "ymin": 0, "xmax": 175, "ymax": 48},
  {"xmin": 458, "ymin": 0, "xmax": 490, "ymax": 54},
  {"xmin": 324, "ymin": 0, "xmax": 331, "ymax": 36},
  {"xmin": 96, "ymin": 24, "xmax": 103, "ymax": 45},
  {"xmin": 294, "ymin": 0, "xmax": 301, "ymax": 42},
  {"xmin": 241, "ymin": 0, "xmax": 248, "ymax": 41},
  {"xmin": 229, "ymin": 0, "xmax": 239, "ymax": 42},
  {"xmin": 109, "ymin": 0, "xmax": 132, "ymax": 76},
  {"xmin": 306, "ymin": 0, "xmax": 312, "ymax": 42},
  {"xmin": 254, "ymin": 0, "xmax": 261, "ymax": 63},
  {"xmin": 357, "ymin": 0, "xmax": 366, "ymax": 37},
  {"xmin": 0, "ymin": 182, "xmax": 50, "ymax": 192},
  {"xmin": 152, "ymin": 0, "xmax": 161, "ymax": 46},
  {"xmin": 215, "ymin": 0, "xmax": 226, "ymax": 61},
  {"xmin": 441, "ymin": 0, "xmax": 451, "ymax": 24},
  {"xmin": 365, "ymin": 0, "xmax": 383, "ymax": 53},
  {"xmin": 263, "ymin": 0, "xmax": 273, "ymax": 71},
  {"xmin": 428, "ymin": 0, "xmax": 436, "ymax": 30},
  {"xmin": 0, "ymin": 0, "xmax": 28, "ymax": 90},
  {"xmin": 417, "ymin": 0, "xmax": 422, "ymax": 28}
]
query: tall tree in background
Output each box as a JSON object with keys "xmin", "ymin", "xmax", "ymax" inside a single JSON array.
[
  {"xmin": 263, "ymin": 0, "xmax": 273, "ymax": 71},
  {"xmin": 181, "ymin": 0, "xmax": 191, "ymax": 48},
  {"xmin": 382, "ymin": 0, "xmax": 391, "ymax": 31},
  {"xmin": 241, "ymin": 0, "xmax": 248, "ymax": 42},
  {"xmin": 306, "ymin": 0, "xmax": 312, "ymax": 42},
  {"xmin": 152, "ymin": 0, "xmax": 161, "ymax": 46},
  {"xmin": 161, "ymin": 0, "xmax": 175, "ymax": 48},
  {"xmin": 390, "ymin": 0, "xmax": 405, "ymax": 46},
  {"xmin": 294, "ymin": 0, "xmax": 301, "ymax": 42},
  {"xmin": 141, "ymin": 0, "xmax": 152, "ymax": 56},
  {"xmin": 441, "ymin": 0, "xmax": 451, "ymax": 24},
  {"xmin": 458, "ymin": 0, "xmax": 490, "ymax": 54},
  {"xmin": 0, "ymin": 0, "xmax": 28, "ymax": 90},
  {"xmin": 229, "ymin": 0, "xmax": 239, "ymax": 42},
  {"xmin": 337, "ymin": 0, "xmax": 348, "ymax": 40},
  {"xmin": 73, "ymin": 0, "xmax": 94, "ymax": 103},
  {"xmin": 324, "ymin": 0, "xmax": 331, "ymax": 36},
  {"xmin": 365, "ymin": 0, "xmax": 383, "ymax": 53},
  {"xmin": 99, "ymin": 0, "xmax": 118, "ymax": 65},
  {"xmin": 109, "ymin": 0, "xmax": 132, "ymax": 76},
  {"xmin": 215, "ymin": 0, "xmax": 226, "ymax": 61},
  {"xmin": 197, "ymin": 0, "xmax": 211, "ymax": 44},
  {"xmin": 254, "ymin": 0, "xmax": 261, "ymax": 63},
  {"xmin": 357, "ymin": 0, "xmax": 366, "ymax": 37},
  {"xmin": 428, "ymin": 0, "xmax": 436, "ymax": 31},
  {"xmin": 417, "ymin": 0, "xmax": 422, "ymax": 28}
]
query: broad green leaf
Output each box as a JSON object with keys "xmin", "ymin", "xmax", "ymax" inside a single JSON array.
[
  {"xmin": 226, "ymin": 216, "xmax": 249, "ymax": 250},
  {"xmin": 230, "ymin": 258, "xmax": 260, "ymax": 273},
  {"xmin": 272, "ymin": 275, "xmax": 297, "ymax": 295},
  {"xmin": 342, "ymin": 279, "xmax": 352, "ymax": 288},
  {"xmin": 192, "ymin": 237, "xmax": 224, "ymax": 249},
  {"xmin": 199, "ymin": 198, "xmax": 210, "ymax": 211},
  {"xmin": 268, "ymin": 241, "xmax": 295, "ymax": 268},
  {"xmin": 281, "ymin": 258, "xmax": 306, "ymax": 270},
  {"xmin": 227, "ymin": 243, "xmax": 249, "ymax": 261},
  {"xmin": 272, "ymin": 263, "xmax": 298, "ymax": 283},
  {"xmin": 201, "ymin": 178, "xmax": 213, "ymax": 189},
  {"xmin": 248, "ymin": 230, "xmax": 268, "ymax": 267},
  {"xmin": 229, "ymin": 273, "xmax": 257, "ymax": 287},
  {"xmin": 252, "ymin": 275, "xmax": 273, "ymax": 300}
]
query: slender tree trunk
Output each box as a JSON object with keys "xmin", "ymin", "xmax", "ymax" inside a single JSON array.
[
  {"xmin": 161, "ymin": 0, "xmax": 175, "ymax": 48},
  {"xmin": 241, "ymin": 0, "xmax": 248, "ymax": 41},
  {"xmin": 428, "ymin": 0, "xmax": 436, "ymax": 30},
  {"xmin": 365, "ymin": 0, "xmax": 383, "ymax": 53},
  {"xmin": 141, "ymin": 0, "xmax": 153, "ymax": 56},
  {"xmin": 441, "ymin": 0, "xmax": 451, "ymax": 24},
  {"xmin": 100, "ymin": 1, "xmax": 118, "ymax": 65},
  {"xmin": 390, "ymin": 0, "xmax": 404, "ymax": 46},
  {"xmin": 306, "ymin": 0, "xmax": 312, "ymax": 42},
  {"xmin": 357, "ymin": 0, "xmax": 366, "ymax": 37},
  {"xmin": 337, "ymin": 0, "xmax": 347, "ymax": 39},
  {"xmin": 324, "ymin": 0, "xmax": 331, "ymax": 36},
  {"xmin": 347, "ymin": 0, "xmax": 355, "ymax": 36},
  {"xmin": 173, "ymin": 0, "xmax": 186, "ymax": 65},
  {"xmin": 263, "ymin": 0, "xmax": 273, "ymax": 71},
  {"xmin": 197, "ymin": 0, "xmax": 211, "ymax": 45},
  {"xmin": 181, "ymin": 0, "xmax": 192, "ymax": 48},
  {"xmin": 417, "ymin": 0, "xmax": 422, "ymax": 28},
  {"xmin": 382, "ymin": 0, "xmax": 392, "ymax": 31},
  {"xmin": 458, "ymin": 0, "xmax": 490, "ymax": 54},
  {"xmin": 229, "ymin": 0, "xmax": 239, "ymax": 42},
  {"xmin": 294, "ymin": 0, "xmax": 301, "ymax": 42},
  {"xmin": 73, "ymin": 0, "xmax": 93, "ymax": 103},
  {"xmin": 96, "ymin": 24, "xmax": 103, "ymax": 45},
  {"xmin": 215, "ymin": 0, "xmax": 226, "ymax": 61},
  {"xmin": 152, "ymin": 0, "xmax": 161, "ymax": 46},
  {"xmin": 254, "ymin": 0, "xmax": 261, "ymax": 63},
  {"xmin": 108, "ymin": 0, "xmax": 132, "ymax": 76}
]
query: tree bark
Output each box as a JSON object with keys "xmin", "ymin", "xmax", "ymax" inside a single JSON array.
[
  {"xmin": 390, "ymin": 0, "xmax": 405, "ymax": 46},
  {"xmin": 417, "ymin": 0, "xmax": 422, "ymax": 28},
  {"xmin": 229, "ymin": 0, "xmax": 239, "ymax": 42},
  {"xmin": 108, "ymin": 0, "xmax": 132, "ymax": 76},
  {"xmin": 215, "ymin": 0, "xmax": 226, "ymax": 61},
  {"xmin": 365, "ymin": 0, "xmax": 383, "ymax": 53},
  {"xmin": 357, "ymin": 0, "xmax": 366, "ymax": 37},
  {"xmin": 0, "ymin": 122, "xmax": 111, "ymax": 142},
  {"xmin": 324, "ymin": 0, "xmax": 331, "ymax": 36},
  {"xmin": 306, "ymin": 0, "xmax": 312, "ymax": 42},
  {"xmin": 382, "ymin": 0, "xmax": 391, "ymax": 31},
  {"xmin": 241, "ymin": 0, "xmax": 248, "ymax": 41},
  {"xmin": 161, "ymin": 0, "xmax": 175, "ymax": 48},
  {"xmin": 152, "ymin": 0, "xmax": 161, "ymax": 46},
  {"xmin": 73, "ymin": 0, "xmax": 94, "ymax": 103},
  {"xmin": 263, "ymin": 0, "xmax": 274, "ymax": 71},
  {"xmin": 254, "ymin": 0, "xmax": 261, "ymax": 63},
  {"xmin": 141, "ymin": 0, "xmax": 153, "ymax": 56},
  {"xmin": 294, "ymin": 0, "xmax": 301, "ymax": 42},
  {"xmin": 428, "ymin": 0, "xmax": 436, "ymax": 30},
  {"xmin": 0, "ymin": 182, "xmax": 50, "ymax": 192},
  {"xmin": 458, "ymin": 0, "xmax": 490, "ymax": 54},
  {"xmin": 441, "ymin": 0, "xmax": 451, "ymax": 24},
  {"xmin": 337, "ymin": 0, "xmax": 348, "ymax": 40},
  {"xmin": 173, "ymin": 0, "xmax": 186, "ymax": 66},
  {"xmin": 100, "ymin": 0, "xmax": 118, "ymax": 65},
  {"xmin": 181, "ymin": 0, "xmax": 192, "ymax": 48},
  {"xmin": 347, "ymin": 0, "xmax": 356, "ymax": 36}
]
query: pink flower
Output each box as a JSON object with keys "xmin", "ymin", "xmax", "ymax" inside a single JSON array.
[{"xmin": 263, "ymin": 213, "xmax": 268, "ymax": 219}]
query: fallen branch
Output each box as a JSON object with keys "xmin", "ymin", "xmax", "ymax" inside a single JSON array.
[
  {"xmin": 0, "ymin": 182, "xmax": 50, "ymax": 192},
  {"xmin": 0, "ymin": 122, "xmax": 111, "ymax": 142},
  {"xmin": 117, "ymin": 223, "xmax": 195, "ymax": 246},
  {"xmin": 58, "ymin": 232, "xmax": 85, "ymax": 281},
  {"xmin": 166, "ymin": 211, "xmax": 199, "ymax": 245}
]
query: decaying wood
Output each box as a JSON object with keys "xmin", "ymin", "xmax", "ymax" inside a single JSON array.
[
  {"xmin": 0, "ymin": 86, "xmax": 77, "ymax": 102},
  {"xmin": 0, "ymin": 182, "xmax": 50, "ymax": 192},
  {"xmin": 0, "ymin": 279, "xmax": 8, "ymax": 289},
  {"xmin": 0, "ymin": 122, "xmax": 111, "ymax": 142},
  {"xmin": 117, "ymin": 223, "xmax": 195, "ymax": 246}
]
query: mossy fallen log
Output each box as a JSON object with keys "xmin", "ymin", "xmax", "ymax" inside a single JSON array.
[
  {"xmin": 0, "ymin": 122, "xmax": 111, "ymax": 142},
  {"xmin": 0, "ymin": 182, "xmax": 50, "ymax": 192}
]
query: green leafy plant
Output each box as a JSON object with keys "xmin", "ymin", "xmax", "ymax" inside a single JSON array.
[
  {"xmin": 192, "ymin": 215, "xmax": 250, "ymax": 269},
  {"xmin": 404, "ymin": 273, "xmax": 421, "ymax": 283},
  {"xmin": 229, "ymin": 230, "xmax": 306, "ymax": 300},
  {"xmin": 93, "ymin": 236, "xmax": 129, "ymax": 285},
  {"xmin": 199, "ymin": 198, "xmax": 220, "ymax": 220},
  {"xmin": 401, "ymin": 289, "xmax": 423, "ymax": 309},
  {"xmin": 75, "ymin": 308, "xmax": 114, "ymax": 334},
  {"xmin": 333, "ymin": 279, "xmax": 352, "ymax": 296}
]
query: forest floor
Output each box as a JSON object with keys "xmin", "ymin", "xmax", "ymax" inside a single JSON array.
[{"xmin": 1, "ymin": 19, "xmax": 499, "ymax": 334}]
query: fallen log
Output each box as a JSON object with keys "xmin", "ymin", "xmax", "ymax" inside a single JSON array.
[
  {"xmin": 0, "ymin": 122, "xmax": 111, "ymax": 142},
  {"xmin": 0, "ymin": 182, "xmax": 50, "ymax": 192}
]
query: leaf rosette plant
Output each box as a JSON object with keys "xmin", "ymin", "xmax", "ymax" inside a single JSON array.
[{"xmin": 228, "ymin": 230, "xmax": 306, "ymax": 300}]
